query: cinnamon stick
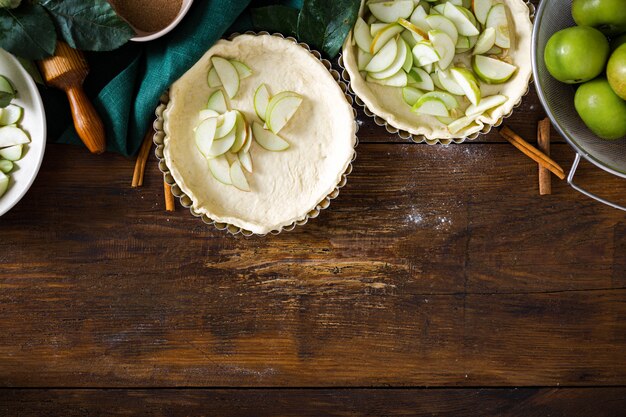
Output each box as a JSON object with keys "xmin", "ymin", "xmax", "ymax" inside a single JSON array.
[
  {"xmin": 131, "ymin": 129, "xmax": 154, "ymax": 187},
  {"xmin": 164, "ymin": 182, "xmax": 175, "ymax": 212},
  {"xmin": 537, "ymin": 118, "xmax": 552, "ymax": 195},
  {"xmin": 499, "ymin": 126, "xmax": 566, "ymax": 180}
]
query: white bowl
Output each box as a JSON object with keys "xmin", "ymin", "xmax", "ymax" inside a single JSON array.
[
  {"xmin": 131, "ymin": 0, "xmax": 195, "ymax": 42},
  {"xmin": 0, "ymin": 50, "xmax": 46, "ymax": 217}
]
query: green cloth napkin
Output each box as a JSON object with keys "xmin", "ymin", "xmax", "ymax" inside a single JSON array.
[{"xmin": 48, "ymin": 0, "xmax": 252, "ymax": 157}]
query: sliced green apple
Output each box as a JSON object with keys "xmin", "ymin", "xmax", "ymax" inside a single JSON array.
[
  {"xmin": 208, "ymin": 128, "xmax": 236, "ymax": 157},
  {"xmin": 207, "ymin": 90, "xmax": 228, "ymax": 113},
  {"xmin": 486, "ymin": 46, "xmax": 504, "ymax": 55},
  {"xmin": 231, "ymin": 60, "xmax": 252, "ymax": 79},
  {"xmin": 432, "ymin": 70, "xmax": 445, "ymax": 90},
  {"xmin": 400, "ymin": 29, "xmax": 418, "ymax": 48},
  {"xmin": 0, "ymin": 144, "xmax": 23, "ymax": 161},
  {"xmin": 458, "ymin": 6, "xmax": 479, "ymax": 27},
  {"xmin": 398, "ymin": 18, "xmax": 428, "ymax": 41},
  {"xmin": 0, "ymin": 126, "xmax": 30, "ymax": 148},
  {"xmin": 230, "ymin": 112, "xmax": 247, "ymax": 153},
  {"xmin": 443, "ymin": 3, "xmax": 479, "ymax": 36},
  {"xmin": 409, "ymin": 5, "xmax": 431, "ymax": 33},
  {"xmin": 0, "ymin": 171, "xmax": 8, "ymax": 198},
  {"xmin": 472, "ymin": 0, "xmax": 493, "ymax": 25},
  {"xmin": 412, "ymin": 96, "xmax": 449, "ymax": 117},
  {"xmin": 456, "ymin": 35, "xmax": 471, "ymax": 50},
  {"xmin": 211, "ymin": 56, "xmax": 239, "ymax": 99},
  {"xmin": 0, "ymin": 159, "xmax": 13, "ymax": 173},
  {"xmin": 194, "ymin": 117, "xmax": 218, "ymax": 157},
  {"xmin": 412, "ymin": 41, "xmax": 440, "ymax": 66},
  {"xmin": 369, "ymin": 37, "xmax": 407, "ymax": 79},
  {"xmin": 473, "ymin": 27, "xmax": 496, "ymax": 55},
  {"xmin": 432, "ymin": 4, "xmax": 446, "ymax": 15},
  {"xmin": 401, "ymin": 39, "xmax": 414, "ymax": 72},
  {"xmin": 447, "ymin": 116, "xmax": 477, "ymax": 133},
  {"xmin": 0, "ymin": 75, "xmax": 15, "ymax": 96},
  {"xmin": 354, "ymin": 17, "xmax": 374, "ymax": 52},
  {"xmin": 198, "ymin": 109, "xmax": 220, "ymax": 121},
  {"xmin": 254, "ymin": 84, "xmax": 271, "ymax": 121},
  {"xmin": 370, "ymin": 23, "xmax": 403, "ymax": 54},
  {"xmin": 207, "ymin": 155, "xmax": 231, "ymax": 185},
  {"xmin": 266, "ymin": 93, "xmax": 303, "ymax": 134},
  {"xmin": 426, "ymin": 15, "xmax": 458, "ymax": 45},
  {"xmin": 472, "ymin": 55, "xmax": 516, "ymax": 84},
  {"xmin": 369, "ymin": 0, "xmax": 414, "ymax": 23},
  {"xmin": 207, "ymin": 67, "xmax": 221, "ymax": 88},
  {"xmin": 252, "ymin": 122, "xmax": 290, "ymax": 151},
  {"xmin": 358, "ymin": 49, "xmax": 374, "ymax": 71},
  {"xmin": 215, "ymin": 110, "xmax": 238, "ymax": 138},
  {"xmin": 370, "ymin": 23, "xmax": 388, "ymax": 37},
  {"xmin": 420, "ymin": 91, "xmax": 459, "ymax": 110},
  {"xmin": 436, "ymin": 68, "xmax": 466, "ymax": 95},
  {"xmin": 238, "ymin": 150, "xmax": 253, "ymax": 173},
  {"xmin": 366, "ymin": 69, "xmax": 408, "ymax": 87},
  {"xmin": 366, "ymin": 38, "xmax": 399, "ymax": 72},
  {"xmin": 229, "ymin": 160, "xmax": 250, "ymax": 192},
  {"xmin": 464, "ymin": 94, "xmax": 507, "ymax": 117},
  {"xmin": 451, "ymin": 67, "xmax": 481, "ymax": 105},
  {"xmin": 486, "ymin": 3, "xmax": 510, "ymax": 49},
  {"xmin": 402, "ymin": 86, "xmax": 424, "ymax": 106},
  {"xmin": 242, "ymin": 124, "xmax": 253, "ymax": 153},
  {"xmin": 429, "ymin": 30, "xmax": 455, "ymax": 70},
  {"xmin": 0, "ymin": 104, "xmax": 23, "ymax": 126},
  {"xmin": 409, "ymin": 67, "xmax": 434, "ymax": 91}
]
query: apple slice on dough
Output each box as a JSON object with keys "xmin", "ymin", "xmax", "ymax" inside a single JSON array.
[
  {"xmin": 472, "ymin": 0, "xmax": 493, "ymax": 25},
  {"xmin": 412, "ymin": 96, "xmax": 450, "ymax": 117},
  {"xmin": 238, "ymin": 150, "xmax": 253, "ymax": 173},
  {"xmin": 436, "ymin": 68, "xmax": 466, "ymax": 95},
  {"xmin": 473, "ymin": 27, "xmax": 496, "ymax": 55},
  {"xmin": 401, "ymin": 39, "xmax": 414, "ymax": 72},
  {"xmin": 207, "ymin": 67, "xmax": 221, "ymax": 88},
  {"xmin": 211, "ymin": 57, "xmax": 239, "ymax": 99},
  {"xmin": 370, "ymin": 23, "xmax": 388, "ymax": 37},
  {"xmin": 412, "ymin": 41, "xmax": 440, "ymax": 66},
  {"xmin": 0, "ymin": 144, "xmax": 23, "ymax": 161},
  {"xmin": 472, "ymin": 55, "xmax": 517, "ymax": 83},
  {"xmin": 207, "ymin": 155, "xmax": 231, "ymax": 185},
  {"xmin": 451, "ymin": 67, "xmax": 481, "ymax": 105},
  {"xmin": 208, "ymin": 128, "xmax": 236, "ymax": 157},
  {"xmin": 0, "ymin": 104, "xmax": 23, "ymax": 126},
  {"xmin": 426, "ymin": 15, "xmax": 458, "ymax": 45},
  {"xmin": 207, "ymin": 90, "xmax": 228, "ymax": 113},
  {"xmin": 398, "ymin": 18, "xmax": 428, "ymax": 41},
  {"xmin": 198, "ymin": 109, "xmax": 220, "ymax": 121},
  {"xmin": 368, "ymin": 0, "xmax": 414, "ymax": 23},
  {"xmin": 402, "ymin": 86, "xmax": 424, "ymax": 106},
  {"xmin": 486, "ymin": 4, "xmax": 510, "ymax": 49},
  {"xmin": 243, "ymin": 124, "xmax": 253, "ymax": 153},
  {"xmin": 464, "ymin": 94, "xmax": 507, "ymax": 117},
  {"xmin": 366, "ymin": 70, "xmax": 408, "ymax": 87},
  {"xmin": 194, "ymin": 117, "xmax": 218, "ymax": 157},
  {"xmin": 252, "ymin": 122, "xmax": 290, "ymax": 151},
  {"xmin": 0, "ymin": 159, "xmax": 13, "ymax": 173},
  {"xmin": 448, "ymin": 116, "xmax": 477, "ymax": 134},
  {"xmin": 443, "ymin": 3, "xmax": 479, "ymax": 36},
  {"xmin": 358, "ymin": 49, "xmax": 374, "ymax": 71},
  {"xmin": 370, "ymin": 23, "xmax": 403, "ymax": 54},
  {"xmin": 0, "ymin": 171, "xmax": 8, "ymax": 198},
  {"xmin": 428, "ymin": 30, "xmax": 455, "ymax": 70},
  {"xmin": 0, "ymin": 126, "xmax": 30, "ymax": 148},
  {"xmin": 266, "ymin": 93, "xmax": 303, "ymax": 134},
  {"xmin": 419, "ymin": 91, "xmax": 459, "ymax": 110},
  {"xmin": 354, "ymin": 17, "xmax": 374, "ymax": 52},
  {"xmin": 229, "ymin": 160, "xmax": 250, "ymax": 192},
  {"xmin": 215, "ymin": 110, "xmax": 238, "ymax": 138},
  {"xmin": 231, "ymin": 60, "xmax": 252, "ymax": 79},
  {"xmin": 230, "ymin": 112, "xmax": 248, "ymax": 153},
  {"xmin": 366, "ymin": 38, "xmax": 399, "ymax": 72},
  {"xmin": 408, "ymin": 67, "xmax": 434, "ymax": 91},
  {"xmin": 254, "ymin": 84, "xmax": 271, "ymax": 121},
  {"xmin": 368, "ymin": 37, "xmax": 407, "ymax": 79}
]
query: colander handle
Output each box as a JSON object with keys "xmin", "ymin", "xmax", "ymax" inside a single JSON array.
[{"xmin": 568, "ymin": 153, "xmax": 626, "ymax": 212}]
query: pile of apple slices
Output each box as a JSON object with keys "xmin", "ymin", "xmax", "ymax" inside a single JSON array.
[
  {"xmin": 194, "ymin": 56, "xmax": 303, "ymax": 192},
  {"xmin": 353, "ymin": 0, "xmax": 519, "ymax": 134},
  {"xmin": 0, "ymin": 75, "xmax": 30, "ymax": 198}
]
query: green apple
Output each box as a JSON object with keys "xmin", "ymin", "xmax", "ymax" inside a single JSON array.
[
  {"xmin": 428, "ymin": 30, "xmax": 456, "ymax": 70},
  {"xmin": 398, "ymin": 18, "xmax": 428, "ymax": 41},
  {"xmin": 402, "ymin": 86, "xmax": 424, "ymax": 106},
  {"xmin": 198, "ymin": 109, "xmax": 220, "ymax": 121},
  {"xmin": 401, "ymin": 39, "xmax": 414, "ymax": 72},
  {"xmin": 0, "ymin": 104, "xmax": 22, "ymax": 126},
  {"xmin": 215, "ymin": 110, "xmax": 237, "ymax": 138},
  {"xmin": 211, "ymin": 57, "xmax": 239, "ymax": 99},
  {"xmin": 209, "ymin": 128, "xmax": 236, "ymax": 157},
  {"xmin": 408, "ymin": 67, "xmax": 434, "ymax": 91},
  {"xmin": 400, "ymin": 30, "xmax": 418, "ymax": 48},
  {"xmin": 230, "ymin": 112, "xmax": 247, "ymax": 153},
  {"xmin": 194, "ymin": 117, "xmax": 218, "ymax": 157},
  {"xmin": 354, "ymin": 17, "xmax": 373, "ymax": 52},
  {"xmin": 412, "ymin": 96, "xmax": 449, "ymax": 117},
  {"xmin": 366, "ymin": 38, "xmax": 399, "ymax": 72},
  {"xmin": 472, "ymin": 0, "xmax": 493, "ymax": 26},
  {"xmin": 229, "ymin": 160, "xmax": 250, "ymax": 192},
  {"xmin": 0, "ymin": 171, "xmax": 8, "ymax": 198},
  {"xmin": 207, "ymin": 155, "xmax": 232, "ymax": 185},
  {"xmin": 207, "ymin": 67, "xmax": 221, "ymax": 87},
  {"xmin": 207, "ymin": 90, "xmax": 228, "ymax": 113},
  {"xmin": 426, "ymin": 15, "xmax": 459, "ymax": 45},
  {"xmin": 266, "ymin": 93, "xmax": 303, "ymax": 134},
  {"xmin": 0, "ymin": 75, "xmax": 15, "ymax": 107},
  {"xmin": 366, "ymin": 69, "xmax": 408, "ymax": 87},
  {"xmin": 0, "ymin": 125, "xmax": 29, "ymax": 148},
  {"xmin": 436, "ymin": 68, "xmax": 465, "ymax": 95},
  {"xmin": 575, "ymin": 77, "xmax": 626, "ymax": 140},
  {"xmin": 544, "ymin": 26, "xmax": 609, "ymax": 84},
  {"xmin": 572, "ymin": 0, "xmax": 626, "ymax": 36},
  {"xmin": 254, "ymin": 84, "xmax": 270, "ymax": 121},
  {"xmin": 370, "ymin": 23, "xmax": 388, "ymax": 37},
  {"xmin": 0, "ymin": 144, "xmax": 22, "ymax": 161},
  {"xmin": 369, "ymin": 38, "xmax": 407, "ymax": 79},
  {"xmin": 369, "ymin": 0, "xmax": 414, "ymax": 23},
  {"xmin": 252, "ymin": 122, "xmax": 290, "ymax": 151},
  {"xmin": 472, "ymin": 55, "xmax": 517, "ymax": 84},
  {"xmin": 238, "ymin": 150, "xmax": 253, "ymax": 173},
  {"xmin": 464, "ymin": 94, "xmax": 507, "ymax": 117},
  {"xmin": 485, "ymin": 3, "xmax": 510, "ymax": 49},
  {"xmin": 607, "ymin": 44, "xmax": 626, "ymax": 100},
  {"xmin": 447, "ymin": 116, "xmax": 477, "ymax": 134},
  {"xmin": 420, "ymin": 91, "xmax": 459, "ymax": 109},
  {"xmin": 412, "ymin": 41, "xmax": 440, "ymax": 66},
  {"xmin": 443, "ymin": 3, "xmax": 479, "ymax": 36},
  {"xmin": 473, "ymin": 27, "xmax": 496, "ymax": 55},
  {"xmin": 370, "ymin": 23, "xmax": 403, "ymax": 54},
  {"xmin": 242, "ymin": 124, "xmax": 253, "ymax": 153},
  {"xmin": 409, "ymin": 5, "xmax": 431, "ymax": 33},
  {"xmin": 231, "ymin": 60, "xmax": 252, "ymax": 79},
  {"xmin": 451, "ymin": 67, "xmax": 481, "ymax": 105},
  {"xmin": 0, "ymin": 159, "xmax": 13, "ymax": 173}
]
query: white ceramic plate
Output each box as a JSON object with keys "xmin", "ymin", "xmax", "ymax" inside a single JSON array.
[{"xmin": 0, "ymin": 49, "xmax": 46, "ymax": 217}]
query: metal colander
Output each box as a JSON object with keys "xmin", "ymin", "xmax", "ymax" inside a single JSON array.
[{"xmin": 532, "ymin": 0, "xmax": 626, "ymax": 211}]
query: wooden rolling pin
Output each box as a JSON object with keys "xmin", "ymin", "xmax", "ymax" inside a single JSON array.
[{"xmin": 38, "ymin": 42, "xmax": 106, "ymax": 154}]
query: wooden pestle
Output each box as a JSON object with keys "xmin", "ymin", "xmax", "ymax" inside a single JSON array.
[{"xmin": 38, "ymin": 42, "xmax": 106, "ymax": 154}]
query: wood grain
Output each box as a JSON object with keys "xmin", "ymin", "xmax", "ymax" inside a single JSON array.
[
  {"xmin": 1, "ymin": 388, "xmax": 626, "ymax": 416},
  {"xmin": 0, "ymin": 143, "xmax": 624, "ymax": 387}
]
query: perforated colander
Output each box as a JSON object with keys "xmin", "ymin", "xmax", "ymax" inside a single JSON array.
[{"xmin": 532, "ymin": 0, "xmax": 626, "ymax": 211}]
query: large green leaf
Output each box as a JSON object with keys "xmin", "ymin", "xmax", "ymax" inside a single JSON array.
[
  {"xmin": 297, "ymin": 0, "xmax": 360, "ymax": 58},
  {"xmin": 0, "ymin": 4, "xmax": 57, "ymax": 59},
  {"xmin": 251, "ymin": 5, "xmax": 299, "ymax": 38},
  {"xmin": 41, "ymin": 0, "xmax": 134, "ymax": 52}
]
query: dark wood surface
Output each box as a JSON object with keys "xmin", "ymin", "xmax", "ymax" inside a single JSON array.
[{"xmin": 2, "ymin": 16, "xmax": 626, "ymax": 411}]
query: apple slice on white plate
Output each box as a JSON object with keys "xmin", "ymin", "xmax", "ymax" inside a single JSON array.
[
  {"xmin": 426, "ymin": 15, "xmax": 458, "ymax": 45},
  {"xmin": 211, "ymin": 57, "xmax": 239, "ymax": 99},
  {"xmin": 428, "ymin": 30, "xmax": 455, "ymax": 70},
  {"xmin": 231, "ymin": 60, "xmax": 252, "ymax": 79},
  {"xmin": 447, "ymin": 115, "xmax": 478, "ymax": 134},
  {"xmin": 252, "ymin": 122, "xmax": 290, "ymax": 151},
  {"xmin": 465, "ymin": 94, "xmax": 507, "ymax": 117},
  {"xmin": 207, "ymin": 67, "xmax": 221, "ymax": 88},
  {"xmin": 368, "ymin": 37, "xmax": 407, "ymax": 80},
  {"xmin": 402, "ymin": 86, "xmax": 424, "ymax": 106},
  {"xmin": 366, "ymin": 38, "xmax": 399, "ymax": 72},
  {"xmin": 198, "ymin": 109, "xmax": 220, "ymax": 121},
  {"xmin": 398, "ymin": 18, "xmax": 428, "ymax": 42},
  {"xmin": 408, "ymin": 67, "xmax": 434, "ymax": 91},
  {"xmin": 486, "ymin": 3, "xmax": 510, "ymax": 49},
  {"xmin": 472, "ymin": 55, "xmax": 517, "ymax": 84},
  {"xmin": 412, "ymin": 41, "xmax": 440, "ymax": 66},
  {"xmin": 0, "ymin": 125, "xmax": 30, "ymax": 148},
  {"xmin": 230, "ymin": 112, "xmax": 248, "ymax": 153},
  {"xmin": 366, "ymin": 69, "xmax": 408, "ymax": 87},
  {"xmin": 194, "ymin": 116, "xmax": 218, "ymax": 157},
  {"xmin": 472, "ymin": 0, "xmax": 493, "ymax": 25},
  {"xmin": 436, "ymin": 68, "xmax": 466, "ymax": 95},
  {"xmin": 215, "ymin": 110, "xmax": 238, "ymax": 138},
  {"xmin": 369, "ymin": 0, "xmax": 414, "ymax": 23},
  {"xmin": 266, "ymin": 93, "xmax": 303, "ymax": 134},
  {"xmin": 254, "ymin": 84, "xmax": 271, "ymax": 121},
  {"xmin": 358, "ymin": 49, "xmax": 373, "ymax": 71},
  {"xmin": 207, "ymin": 155, "xmax": 231, "ymax": 185},
  {"xmin": 238, "ymin": 150, "xmax": 253, "ymax": 173},
  {"xmin": 208, "ymin": 128, "xmax": 236, "ymax": 157},
  {"xmin": 412, "ymin": 96, "xmax": 449, "ymax": 117},
  {"xmin": 451, "ymin": 67, "xmax": 481, "ymax": 105},
  {"xmin": 0, "ymin": 160, "xmax": 12, "ymax": 173},
  {"xmin": 229, "ymin": 160, "xmax": 250, "ymax": 192},
  {"xmin": 473, "ymin": 27, "xmax": 496, "ymax": 55},
  {"xmin": 0, "ymin": 144, "xmax": 22, "ymax": 161},
  {"xmin": 370, "ymin": 23, "xmax": 403, "ymax": 54},
  {"xmin": 0, "ymin": 104, "xmax": 23, "ymax": 126},
  {"xmin": 207, "ymin": 90, "xmax": 228, "ymax": 113},
  {"xmin": 419, "ymin": 91, "xmax": 459, "ymax": 110},
  {"xmin": 354, "ymin": 17, "xmax": 374, "ymax": 52},
  {"xmin": 443, "ymin": 3, "xmax": 479, "ymax": 36},
  {"xmin": 0, "ymin": 172, "xmax": 8, "ymax": 198}
]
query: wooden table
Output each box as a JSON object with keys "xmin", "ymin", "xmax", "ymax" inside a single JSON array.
[{"xmin": 2, "ymin": 34, "xmax": 626, "ymax": 417}]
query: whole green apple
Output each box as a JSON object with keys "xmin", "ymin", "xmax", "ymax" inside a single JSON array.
[
  {"xmin": 544, "ymin": 26, "xmax": 610, "ymax": 84},
  {"xmin": 575, "ymin": 77, "xmax": 626, "ymax": 140},
  {"xmin": 572, "ymin": 0, "xmax": 626, "ymax": 36},
  {"xmin": 607, "ymin": 44, "xmax": 626, "ymax": 100}
]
